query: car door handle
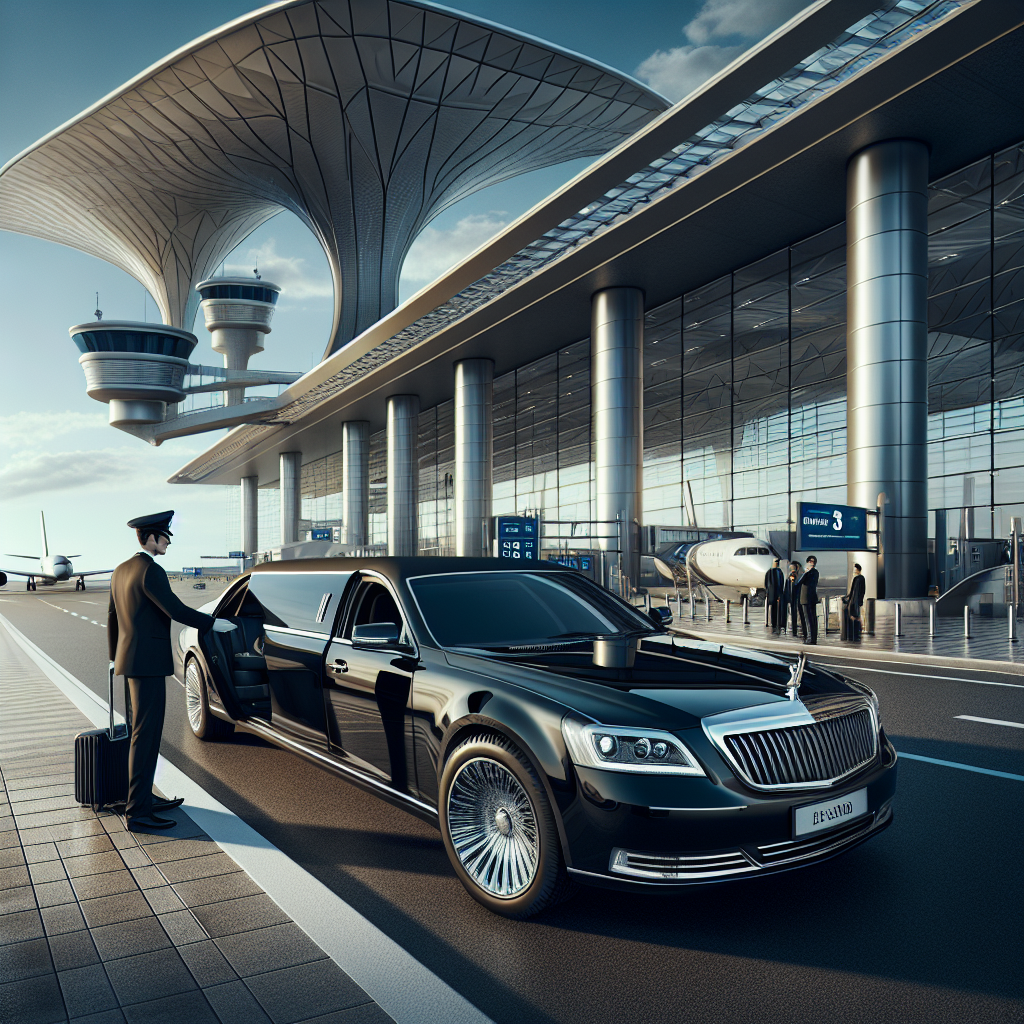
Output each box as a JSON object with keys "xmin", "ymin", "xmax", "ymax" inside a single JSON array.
[{"xmin": 330, "ymin": 659, "xmax": 348, "ymax": 674}]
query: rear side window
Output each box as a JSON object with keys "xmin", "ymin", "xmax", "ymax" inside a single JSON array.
[{"xmin": 246, "ymin": 572, "xmax": 350, "ymax": 633}]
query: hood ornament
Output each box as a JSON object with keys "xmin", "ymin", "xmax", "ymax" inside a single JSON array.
[{"xmin": 786, "ymin": 653, "xmax": 807, "ymax": 701}]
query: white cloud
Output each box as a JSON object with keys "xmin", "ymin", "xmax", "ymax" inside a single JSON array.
[
  {"xmin": 0, "ymin": 411, "xmax": 108, "ymax": 449},
  {"xmin": 224, "ymin": 238, "xmax": 332, "ymax": 300},
  {"xmin": 0, "ymin": 448, "xmax": 163, "ymax": 500},
  {"xmin": 636, "ymin": 0, "xmax": 810, "ymax": 102},
  {"xmin": 401, "ymin": 212, "xmax": 510, "ymax": 285}
]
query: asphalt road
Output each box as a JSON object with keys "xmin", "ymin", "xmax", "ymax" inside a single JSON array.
[{"xmin": 2, "ymin": 580, "xmax": 1023, "ymax": 1023}]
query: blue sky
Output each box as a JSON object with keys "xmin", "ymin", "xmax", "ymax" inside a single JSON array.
[{"xmin": 0, "ymin": 0, "xmax": 807, "ymax": 574}]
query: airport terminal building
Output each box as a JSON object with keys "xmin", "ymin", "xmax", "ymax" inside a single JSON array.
[{"xmin": 2, "ymin": 0, "xmax": 1022, "ymax": 600}]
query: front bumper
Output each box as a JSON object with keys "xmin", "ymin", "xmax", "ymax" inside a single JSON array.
[{"xmin": 560, "ymin": 734, "xmax": 898, "ymax": 890}]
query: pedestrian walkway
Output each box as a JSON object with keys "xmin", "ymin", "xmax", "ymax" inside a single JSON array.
[
  {"xmin": 670, "ymin": 604, "xmax": 1024, "ymax": 669},
  {"xmin": 0, "ymin": 622, "xmax": 394, "ymax": 1024}
]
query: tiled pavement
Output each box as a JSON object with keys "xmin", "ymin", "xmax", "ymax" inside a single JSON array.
[{"xmin": 0, "ymin": 623, "xmax": 394, "ymax": 1024}]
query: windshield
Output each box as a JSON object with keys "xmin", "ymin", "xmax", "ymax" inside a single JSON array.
[{"xmin": 408, "ymin": 571, "xmax": 655, "ymax": 648}]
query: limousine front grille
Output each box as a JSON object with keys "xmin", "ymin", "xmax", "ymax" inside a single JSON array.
[
  {"xmin": 722, "ymin": 707, "xmax": 877, "ymax": 790},
  {"xmin": 610, "ymin": 847, "xmax": 757, "ymax": 880},
  {"xmin": 756, "ymin": 811, "xmax": 881, "ymax": 865}
]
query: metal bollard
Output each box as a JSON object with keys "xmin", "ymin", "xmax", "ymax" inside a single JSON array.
[
  {"xmin": 928, "ymin": 601, "xmax": 936, "ymax": 637},
  {"xmin": 1010, "ymin": 605, "xmax": 1018, "ymax": 643},
  {"xmin": 894, "ymin": 602, "xmax": 903, "ymax": 637},
  {"xmin": 705, "ymin": 598, "xmax": 711, "ymax": 622},
  {"xmin": 742, "ymin": 596, "xmax": 750, "ymax": 625},
  {"xmin": 964, "ymin": 605, "xmax": 971, "ymax": 639},
  {"xmin": 725, "ymin": 599, "xmax": 731, "ymax": 623},
  {"xmin": 689, "ymin": 594, "xmax": 696, "ymax": 619}
]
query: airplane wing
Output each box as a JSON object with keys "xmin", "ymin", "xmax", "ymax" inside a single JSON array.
[
  {"xmin": 73, "ymin": 570, "xmax": 113, "ymax": 577},
  {"xmin": 0, "ymin": 567, "xmax": 54, "ymax": 580},
  {"xmin": 4, "ymin": 554, "xmax": 40, "ymax": 560}
]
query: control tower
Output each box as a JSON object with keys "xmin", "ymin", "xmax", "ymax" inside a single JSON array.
[
  {"xmin": 70, "ymin": 322, "xmax": 198, "ymax": 426},
  {"xmin": 196, "ymin": 277, "xmax": 280, "ymax": 406}
]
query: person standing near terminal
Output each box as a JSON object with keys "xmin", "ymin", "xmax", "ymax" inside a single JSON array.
[
  {"xmin": 764, "ymin": 557, "xmax": 785, "ymax": 635},
  {"xmin": 108, "ymin": 511, "xmax": 236, "ymax": 832},
  {"xmin": 846, "ymin": 562, "xmax": 866, "ymax": 641},
  {"xmin": 783, "ymin": 561, "xmax": 801, "ymax": 636},
  {"xmin": 798, "ymin": 555, "xmax": 820, "ymax": 645}
]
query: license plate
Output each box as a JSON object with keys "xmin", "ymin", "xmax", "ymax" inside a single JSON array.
[{"xmin": 794, "ymin": 788, "xmax": 868, "ymax": 837}]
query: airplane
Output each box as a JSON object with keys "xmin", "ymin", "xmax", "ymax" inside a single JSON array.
[
  {"xmin": 653, "ymin": 534, "xmax": 782, "ymax": 602},
  {"xmin": 0, "ymin": 512, "xmax": 112, "ymax": 592}
]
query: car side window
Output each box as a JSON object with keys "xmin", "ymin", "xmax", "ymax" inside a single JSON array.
[
  {"xmin": 343, "ymin": 578, "xmax": 412, "ymax": 649},
  {"xmin": 247, "ymin": 572, "xmax": 349, "ymax": 632}
]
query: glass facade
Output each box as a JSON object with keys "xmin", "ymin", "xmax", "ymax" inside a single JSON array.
[{"xmin": 259, "ymin": 143, "xmax": 1023, "ymax": 571}]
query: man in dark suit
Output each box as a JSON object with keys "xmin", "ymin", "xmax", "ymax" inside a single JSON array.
[
  {"xmin": 783, "ymin": 561, "xmax": 801, "ymax": 636},
  {"xmin": 109, "ymin": 511, "xmax": 234, "ymax": 832},
  {"xmin": 798, "ymin": 555, "xmax": 820, "ymax": 645},
  {"xmin": 846, "ymin": 562, "xmax": 866, "ymax": 641},
  {"xmin": 764, "ymin": 557, "xmax": 785, "ymax": 635}
]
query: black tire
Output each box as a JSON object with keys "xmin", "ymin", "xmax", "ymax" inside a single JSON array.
[
  {"xmin": 439, "ymin": 733, "xmax": 576, "ymax": 919},
  {"xmin": 184, "ymin": 657, "xmax": 233, "ymax": 741}
]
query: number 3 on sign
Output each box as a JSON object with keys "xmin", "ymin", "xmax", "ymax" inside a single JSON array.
[{"xmin": 832, "ymin": 509, "xmax": 843, "ymax": 532}]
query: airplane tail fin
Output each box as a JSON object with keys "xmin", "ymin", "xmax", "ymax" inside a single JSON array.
[{"xmin": 40, "ymin": 511, "xmax": 49, "ymax": 557}]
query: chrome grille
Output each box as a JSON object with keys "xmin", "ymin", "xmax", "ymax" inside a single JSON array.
[
  {"xmin": 723, "ymin": 708, "xmax": 876, "ymax": 789},
  {"xmin": 611, "ymin": 847, "xmax": 756, "ymax": 880},
  {"xmin": 757, "ymin": 815, "xmax": 877, "ymax": 864}
]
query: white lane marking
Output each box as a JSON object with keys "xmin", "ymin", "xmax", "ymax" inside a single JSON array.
[
  {"xmin": 79, "ymin": 600, "xmax": 99, "ymax": 605},
  {"xmin": 0, "ymin": 610, "xmax": 492, "ymax": 1024},
  {"xmin": 71, "ymin": 612, "xmax": 79, "ymax": 616},
  {"xmin": 818, "ymin": 663, "xmax": 1024, "ymax": 689},
  {"xmin": 897, "ymin": 752, "xmax": 1024, "ymax": 782},
  {"xmin": 955, "ymin": 715, "xmax": 1024, "ymax": 730}
]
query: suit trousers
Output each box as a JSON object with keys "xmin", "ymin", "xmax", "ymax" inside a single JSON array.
[
  {"xmin": 790, "ymin": 600, "xmax": 801, "ymax": 635},
  {"xmin": 126, "ymin": 676, "xmax": 165, "ymax": 820},
  {"xmin": 799, "ymin": 603, "xmax": 818, "ymax": 644},
  {"xmin": 768, "ymin": 599, "xmax": 780, "ymax": 631}
]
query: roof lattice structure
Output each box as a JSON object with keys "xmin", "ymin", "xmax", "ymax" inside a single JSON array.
[{"xmin": 0, "ymin": 0, "xmax": 666, "ymax": 354}]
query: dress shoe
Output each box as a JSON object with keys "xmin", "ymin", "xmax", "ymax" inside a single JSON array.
[
  {"xmin": 152, "ymin": 796, "xmax": 184, "ymax": 812},
  {"xmin": 126, "ymin": 814, "xmax": 177, "ymax": 832}
]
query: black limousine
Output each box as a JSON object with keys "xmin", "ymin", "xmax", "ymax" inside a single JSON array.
[{"xmin": 179, "ymin": 557, "xmax": 897, "ymax": 918}]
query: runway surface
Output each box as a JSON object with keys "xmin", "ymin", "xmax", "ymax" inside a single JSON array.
[{"xmin": 2, "ymin": 579, "xmax": 1022, "ymax": 1023}]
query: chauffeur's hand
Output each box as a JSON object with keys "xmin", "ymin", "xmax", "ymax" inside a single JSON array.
[{"xmin": 212, "ymin": 619, "xmax": 237, "ymax": 632}]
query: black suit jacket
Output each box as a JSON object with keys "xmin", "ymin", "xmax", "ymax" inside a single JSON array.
[
  {"xmin": 799, "ymin": 567, "xmax": 819, "ymax": 605},
  {"xmin": 764, "ymin": 567, "xmax": 784, "ymax": 601},
  {"xmin": 108, "ymin": 552, "xmax": 214, "ymax": 676},
  {"xmin": 847, "ymin": 573, "xmax": 866, "ymax": 610},
  {"xmin": 783, "ymin": 574, "xmax": 799, "ymax": 605}
]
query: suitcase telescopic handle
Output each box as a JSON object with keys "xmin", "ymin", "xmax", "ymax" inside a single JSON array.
[{"xmin": 108, "ymin": 665, "xmax": 116, "ymax": 741}]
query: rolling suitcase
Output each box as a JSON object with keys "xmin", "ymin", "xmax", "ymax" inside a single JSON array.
[{"xmin": 74, "ymin": 666, "xmax": 130, "ymax": 810}]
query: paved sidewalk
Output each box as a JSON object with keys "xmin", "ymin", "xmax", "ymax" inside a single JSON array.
[
  {"xmin": 670, "ymin": 605, "xmax": 1024, "ymax": 669},
  {"xmin": 0, "ymin": 622, "xmax": 394, "ymax": 1024}
]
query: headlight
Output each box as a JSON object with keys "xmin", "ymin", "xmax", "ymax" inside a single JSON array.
[{"xmin": 562, "ymin": 715, "xmax": 705, "ymax": 776}]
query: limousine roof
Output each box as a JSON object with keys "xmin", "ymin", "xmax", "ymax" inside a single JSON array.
[{"xmin": 248, "ymin": 557, "xmax": 572, "ymax": 577}]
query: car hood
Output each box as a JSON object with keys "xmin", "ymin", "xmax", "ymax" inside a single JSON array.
[{"xmin": 443, "ymin": 634, "xmax": 854, "ymax": 728}]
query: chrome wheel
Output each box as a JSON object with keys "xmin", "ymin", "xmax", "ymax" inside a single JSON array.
[
  {"xmin": 184, "ymin": 659, "xmax": 204, "ymax": 734},
  {"xmin": 447, "ymin": 757, "xmax": 539, "ymax": 898}
]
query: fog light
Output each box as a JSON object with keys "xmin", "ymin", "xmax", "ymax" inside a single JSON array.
[
  {"xmin": 597, "ymin": 735, "xmax": 617, "ymax": 756},
  {"xmin": 633, "ymin": 738, "xmax": 651, "ymax": 759},
  {"xmin": 652, "ymin": 741, "xmax": 668, "ymax": 759}
]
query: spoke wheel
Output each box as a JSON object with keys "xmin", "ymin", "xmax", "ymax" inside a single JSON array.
[
  {"xmin": 184, "ymin": 657, "xmax": 232, "ymax": 740},
  {"xmin": 439, "ymin": 733, "xmax": 576, "ymax": 918},
  {"xmin": 448, "ymin": 758, "xmax": 539, "ymax": 898}
]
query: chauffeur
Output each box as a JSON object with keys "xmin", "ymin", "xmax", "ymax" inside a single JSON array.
[
  {"xmin": 764, "ymin": 557, "xmax": 785, "ymax": 635},
  {"xmin": 108, "ymin": 511, "xmax": 235, "ymax": 832}
]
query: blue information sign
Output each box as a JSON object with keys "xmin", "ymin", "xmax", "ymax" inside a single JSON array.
[
  {"xmin": 797, "ymin": 502, "xmax": 868, "ymax": 550},
  {"xmin": 496, "ymin": 516, "xmax": 537, "ymax": 560},
  {"xmin": 310, "ymin": 528, "xmax": 332, "ymax": 541},
  {"xmin": 228, "ymin": 550, "xmax": 245, "ymax": 558}
]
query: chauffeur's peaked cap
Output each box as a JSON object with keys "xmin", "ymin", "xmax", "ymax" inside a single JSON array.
[{"xmin": 127, "ymin": 511, "xmax": 174, "ymax": 537}]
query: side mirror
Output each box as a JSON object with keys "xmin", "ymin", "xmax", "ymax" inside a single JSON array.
[
  {"xmin": 353, "ymin": 621, "xmax": 402, "ymax": 646},
  {"xmin": 649, "ymin": 606, "xmax": 673, "ymax": 628}
]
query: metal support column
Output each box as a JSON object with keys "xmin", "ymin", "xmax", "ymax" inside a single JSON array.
[
  {"xmin": 387, "ymin": 395, "xmax": 419, "ymax": 557},
  {"xmin": 592, "ymin": 287, "xmax": 644, "ymax": 589},
  {"xmin": 846, "ymin": 139, "xmax": 929, "ymax": 599},
  {"xmin": 341, "ymin": 421, "xmax": 369, "ymax": 548},
  {"xmin": 454, "ymin": 359, "xmax": 493, "ymax": 557},
  {"xmin": 279, "ymin": 452, "xmax": 302, "ymax": 546},
  {"xmin": 240, "ymin": 475, "xmax": 258, "ymax": 556}
]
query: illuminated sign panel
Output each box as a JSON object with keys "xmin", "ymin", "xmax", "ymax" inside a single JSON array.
[{"xmin": 797, "ymin": 502, "xmax": 868, "ymax": 551}]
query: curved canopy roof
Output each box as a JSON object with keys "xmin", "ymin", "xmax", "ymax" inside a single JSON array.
[{"xmin": 0, "ymin": 0, "xmax": 666, "ymax": 354}]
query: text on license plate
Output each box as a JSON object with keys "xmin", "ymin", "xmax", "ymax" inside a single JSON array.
[{"xmin": 794, "ymin": 788, "xmax": 868, "ymax": 837}]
